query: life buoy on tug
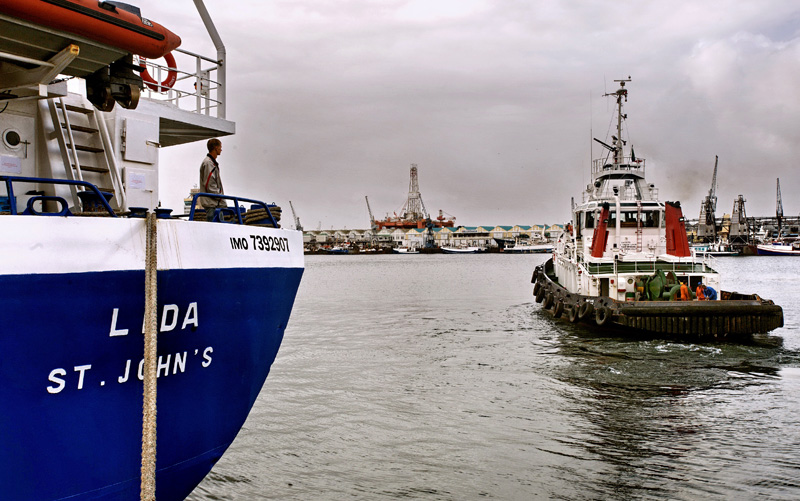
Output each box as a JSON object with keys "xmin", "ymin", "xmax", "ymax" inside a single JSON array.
[{"xmin": 140, "ymin": 52, "xmax": 178, "ymax": 91}]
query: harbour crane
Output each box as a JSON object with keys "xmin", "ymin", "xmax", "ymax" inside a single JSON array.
[
  {"xmin": 698, "ymin": 156, "xmax": 718, "ymax": 242},
  {"xmin": 289, "ymin": 201, "xmax": 303, "ymax": 232},
  {"xmin": 729, "ymin": 194, "xmax": 749, "ymax": 244},
  {"xmin": 365, "ymin": 195, "xmax": 376, "ymax": 230},
  {"xmin": 776, "ymin": 178, "xmax": 783, "ymax": 237}
]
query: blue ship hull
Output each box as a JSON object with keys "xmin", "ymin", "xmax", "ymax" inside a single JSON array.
[{"xmin": 1, "ymin": 265, "xmax": 303, "ymax": 500}]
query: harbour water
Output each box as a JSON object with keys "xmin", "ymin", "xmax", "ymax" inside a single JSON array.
[{"xmin": 189, "ymin": 254, "xmax": 800, "ymax": 500}]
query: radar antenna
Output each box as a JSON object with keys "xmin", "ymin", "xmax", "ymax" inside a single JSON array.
[{"xmin": 602, "ymin": 76, "xmax": 631, "ymax": 166}]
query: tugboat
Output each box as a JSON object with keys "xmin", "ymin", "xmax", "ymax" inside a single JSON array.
[
  {"xmin": 0, "ymin": 1, "xmax": 303, "ymax": 499},
  {"xmin": 531, "ymin": 78, "xmax": 783, "ymax": 339}
]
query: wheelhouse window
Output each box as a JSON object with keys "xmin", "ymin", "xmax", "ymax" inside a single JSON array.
[
  {"xmin": 606, "ymin": 210, "xmax": 660, "ymax": 227},
  {"xmin": 644, "ymin": 211, "xmax": 660, "ymax": 227},
  {"xmin": 585, "ymin": 211, "xmax": 595, "ymax": 229}
]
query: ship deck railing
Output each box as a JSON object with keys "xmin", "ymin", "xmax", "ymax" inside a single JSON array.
[
  {"xmin": 0, "ymin": 175, "xmax": 116, "ymax": 217},
  {"xmin": 137, "ymin": 47, "xmax": 225, "ymax": 119},
  {"xmin": 187, "ymin": 193, "xmax": 279, "ymax": 227}
]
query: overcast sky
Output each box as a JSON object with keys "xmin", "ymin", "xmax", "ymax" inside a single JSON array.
[{"xmin": 138, "ymin": 0, "xmax": 800, "ymax": 230}]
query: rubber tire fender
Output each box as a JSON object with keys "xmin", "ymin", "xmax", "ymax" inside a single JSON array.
[
  {"xmin": 567, "ymin": 305, "xmax": 580, "ymax": 323},
  {"xmin": 595, "ymin": 306, "xmax": 611, "ymax": 326},
  {"xmin": 543, "ymin": 292, "xmax": 555, "ymax": 310},
  {"xmin": 577, "ymin": 302, "xmax": 594, "ymax": 321},
  {"xmin": 553, "ymin": 300, "xmax": 564, "ymax": 318},
  {"xmin": 535, "ymin": 286, "xmax": 546, "ymax": 303},
  {"xmin": 533, "ymin": 282, "xmax": 542, "ymax": 297}
]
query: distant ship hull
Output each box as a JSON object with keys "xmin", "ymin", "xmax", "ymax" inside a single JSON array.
[
  {"xmin": 375, "ymin": 219, "xmax": 454, "ymax": 230},
  {"xmin": 441, "ymin": 246, "xmax": 483, "ymax": 254},
  {"xmin": 504, "ymin": 244, "xmax": 553, "ymax": 253},
  {"xmin": 756, "ymin": 243, "xmax": 800, "ymax": 256}
]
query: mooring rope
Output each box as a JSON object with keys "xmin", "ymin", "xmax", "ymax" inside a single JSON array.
[{"xmin": 141, "ymin": 212, "xmax": 158, "ymax": 500}]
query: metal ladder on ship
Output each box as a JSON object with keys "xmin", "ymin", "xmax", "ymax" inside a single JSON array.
[
  {"xmin": 47, "ymin": 98, "xmax": 126, "ymax": 211},
  {"xmin": 636, "ymin": 200, "xmax": 643, "ymax": 252}
]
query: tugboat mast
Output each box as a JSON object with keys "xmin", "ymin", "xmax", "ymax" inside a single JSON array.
[
  {"xmin": 588, "ymin": 77, "xmax": 654, "ymax": 202},
  {"xmin": 603, "ymin": 76, "xmax": 631, "ymax": 166}
]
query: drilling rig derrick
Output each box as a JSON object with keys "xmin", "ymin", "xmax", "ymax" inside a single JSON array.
[{"xmin": 372, "ymin": 164, "xmax": 455, "ymax": 230}]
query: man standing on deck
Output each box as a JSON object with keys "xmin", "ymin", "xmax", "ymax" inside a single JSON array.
[
  {"xmin": 199, "ymin": 138, "xmax": 226, "ymax": 221},
  {"xmin": 679, "ymin": 281, "xmax": 691, "ymax": 301}
]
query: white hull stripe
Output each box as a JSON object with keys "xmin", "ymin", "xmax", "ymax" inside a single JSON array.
[{"xmin": 0, "ymin": 217, "xmax": 304, "ymax": 275}]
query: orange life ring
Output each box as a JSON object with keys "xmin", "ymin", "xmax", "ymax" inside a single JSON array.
[{"xmin": 140, "ymin": 52, "xmax": 178, "ymax": 92}]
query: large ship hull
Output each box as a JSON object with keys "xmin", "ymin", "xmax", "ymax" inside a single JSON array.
[
  {"xmin": 1, "ymin": 217, "xmax": 304, "ymax": 500},
  {"xmin": 533, "ymin": 259, "xmax": 783, "ymax": 340}
]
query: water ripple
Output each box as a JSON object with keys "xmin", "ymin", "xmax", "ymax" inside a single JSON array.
[{"xmin": 189, "ymin": 254, "xmax": 800, "ymax": 500}]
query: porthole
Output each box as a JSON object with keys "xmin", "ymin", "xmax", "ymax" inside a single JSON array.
[{"xmin": 3, "ymin": 129, "xmax": 22, "ymax": 150}]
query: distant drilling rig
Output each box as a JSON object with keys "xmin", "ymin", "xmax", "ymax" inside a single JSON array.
[{"xmin": 369, "ymin": 164, "xmax": 455, "ymax": 230}]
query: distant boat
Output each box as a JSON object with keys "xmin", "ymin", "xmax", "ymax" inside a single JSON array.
[
  {"xmin": 690, "ymin": 239, "xmax": 739, "ymax": 256},
  {"xmin": 393, "ymin": 247, "xmax": 419, "ymax": 254},
  {"xmin": 756, "ymin": 239, "xmax": 800, "ymax": 256},
  {"xmin": 328, "ymin": 246, "xmax": 349, "ymax": 254},
  {"xmin": 504, "ymin": 243, "xmax": 554, "ymax": 254},
  {"xmin": 441, "ymin": 246, "xmax": 483, "ymax": 254},
  {"xmin": 492, "ymin": 237, "xmax": 515, "ymax": 248}
]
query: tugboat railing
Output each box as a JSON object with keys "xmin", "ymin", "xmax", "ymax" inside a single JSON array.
[
  {"xmin": 585, "ymin": 258, "xmax": 716, "ymax": 275},
  {"xmin": 592, "ymin": 157, "xmax": 645, "ymax": 177}
]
